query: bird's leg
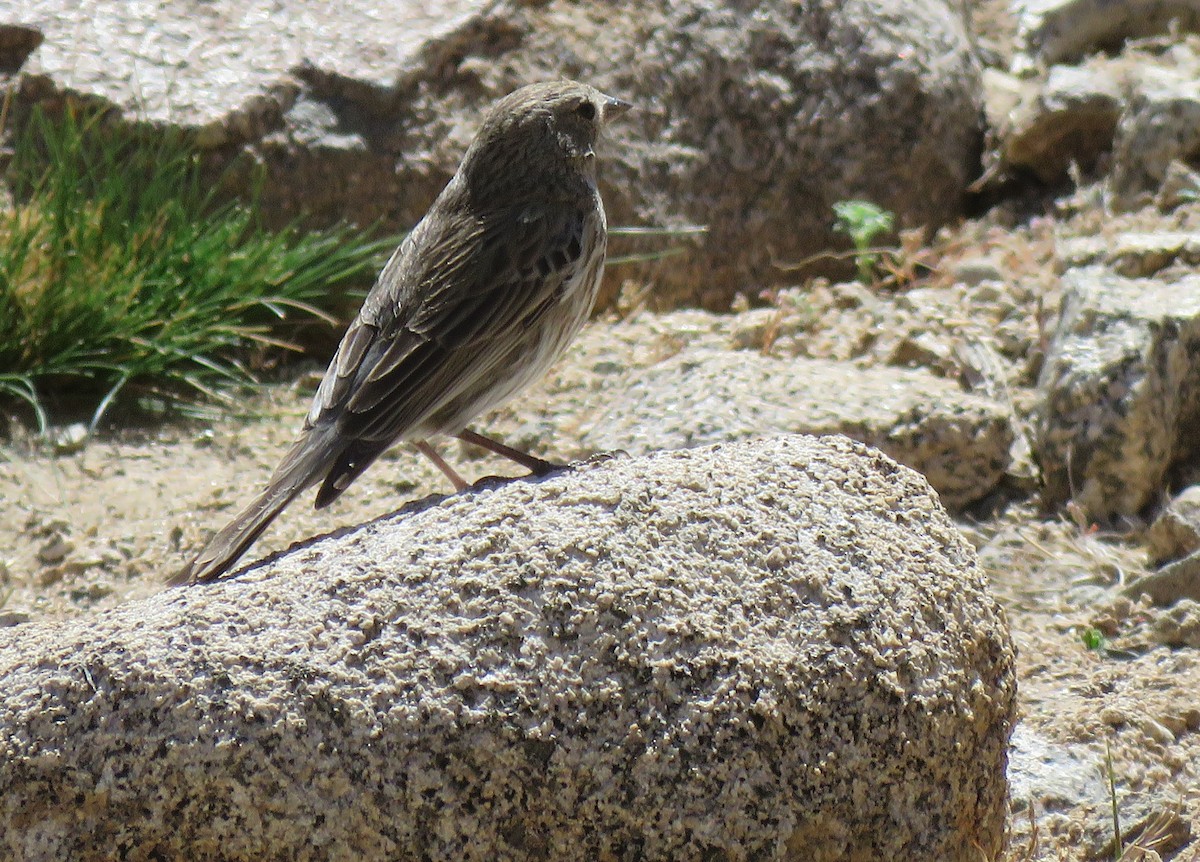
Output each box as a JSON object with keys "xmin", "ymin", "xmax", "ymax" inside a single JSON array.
[
  {"xmin": 414, "ymin": 440, "xmax": 469, "ymax": 492},
  {"xmin": 455, "ymin": 428, "xmax": 560, "ymax": 475}
]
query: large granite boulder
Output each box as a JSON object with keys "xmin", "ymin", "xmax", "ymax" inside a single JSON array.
[{"xmin": 0, "ymin": 435, "xmax": 1016, "ymax": 861}]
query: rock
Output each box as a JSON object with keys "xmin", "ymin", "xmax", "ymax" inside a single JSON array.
[
  {"xmin": 35, "ymin": 533, "xmax": 73, "ymax": 566},
  {"xmin": 48, "ymin": 422, "xmax": 88, "ymax": 455},
  {"xmin": 1111, "ymin": 67, "xmax": 1200, "ymax": 208},
  {"xmin": 15, "ymin": 0, "xmax": 983, "ymax": 308},
  {"xmin": 17, "ymin": 0, "xmax": 480, "ymax": 130},
  {"xmin": 0, "ymin": 436, "xmax": 1017, "ymax": 862},
  {"xmin": 1147, "ymin": 485, "xmax": 1200, "ymax": 565},
  {"xmin": 1124, "ymin": 552, "xmax": 1200, "ymax": 606},
  {"xmin": 0, "ymin": 24, "xmax": 43, "ymax": 73},
  {"xmin": 1156, "ymin": 158, "xmax": 1200, "ymax": 209},
  {"xmin": 1007, "ymin": 723, "xmax": 1107, "ymax": 813},
  {"xmin": 1013, "ymin": 0, "xmax": 1200, "ymax": 68},
  {"xmin": 0, "ymin": 611, "xmax": 31, "ymax": 628},
  {"xmin": 583, "ymin": 348, "xmax": 1013, "ymax": 509},
  {"xmin": 998, "ymin": 63, "xmax": 1122, "ymax": 182},
  {"xmin": 1100, "ymin": 705, "xmax": 1128, "ymax": 727},
  {"xmin": 951, "ymin": 255, "xmax": 1007, "ymax": 287},
  {"xmin": 1056, "ymin": 236, "xmax": 1109, "ymax": 268},
  {"xmin": 1140, "ymin": 716, "xmax": 1178, "ymax": 745},
  {"xmin": 1035, "ymin": 268, "xmax": 1200, "ymax": 521},
  {"xmin": 982, "ymin": 66, "xmax": 1031, "ymax": 126},
  {"xmin": 1057, "ymin": 232, "xmax": 1200, "ymax": 278}
]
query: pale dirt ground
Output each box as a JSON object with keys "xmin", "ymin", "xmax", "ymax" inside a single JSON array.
[{"xmin": 4, "ymin": 1, "xmax": 1200, "ymax": 855}]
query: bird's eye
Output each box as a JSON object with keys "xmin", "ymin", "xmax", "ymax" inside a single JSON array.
[{"xmin": 575, "ymin": 101, "xmax": 597, "ymax": 121}]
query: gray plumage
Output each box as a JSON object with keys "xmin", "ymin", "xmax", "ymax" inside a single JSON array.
[{"xmin": 172, "ymin": 80, "xmax": 628, "ymax": 585}]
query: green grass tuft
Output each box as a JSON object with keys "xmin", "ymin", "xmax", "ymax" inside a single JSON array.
[{"xmin": 0, "ymin": 104, "xmax": 396, "ymax": 431}]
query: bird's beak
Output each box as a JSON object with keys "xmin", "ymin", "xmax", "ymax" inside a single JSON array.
[{"xmin": 602, "ymin": 96, "xmax": 633, "ymax": 123}]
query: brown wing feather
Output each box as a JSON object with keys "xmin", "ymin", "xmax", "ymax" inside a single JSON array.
[{"xmin": 322, "ymin": 200, "xmax": 588, "ymax": 445}]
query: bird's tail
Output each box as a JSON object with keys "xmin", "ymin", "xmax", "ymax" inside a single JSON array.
[{"xmin": 168, "ymin": 435, "xmax": 332, "ymax": 586}]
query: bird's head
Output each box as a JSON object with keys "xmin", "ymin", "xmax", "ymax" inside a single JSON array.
[{"xmin": 461, "ymin": 80, "xmax": 631, "ymax": 194}]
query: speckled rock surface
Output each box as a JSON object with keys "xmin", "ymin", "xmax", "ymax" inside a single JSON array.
[
  {"xmin": 1058, "ymin": 231, "xmax": 1200, "ymax": 278},
  {"xmin": 1147, "ymin": 485, "xmax": 1200, "ymax": 566},
  {"xmin": 1013, "ymin": 0, "xmax": 1200, "ymax": 67},
  {"xmin": 1110, "ymin": 67, "xmax": 1200, "ymax": 208},
  {"xmin": 1007, "ymin": 724, "xmax": 1107, "ymax": 817},
  {"xmin": 985, "ymin": 26, "xmax": 1200, "ymax": 199},
  {"xmin": 11, "ymin": 0, "xmax": 982, "ymax": 307},
  {"xmin": 582, "ymin": 348, "xmax": 1013, "ymax": 510},
  {"xmin": 0, "ymin": 435, "xmax": 1016, "ymax": 862},
  {"xmin": 1036, "ymin": 268, "xmax": 1200, "ymax": 520},
  {"xmin": 1124, "ymin": 551, "xmax": 1200, "ymax": 606},
  {"xmin": 992, "ymin": 62, "xmax": 1122, "ymax": 182},
  {"xmin": 15, "ymin": 0, "xmax": 485, "ymax": 127}
]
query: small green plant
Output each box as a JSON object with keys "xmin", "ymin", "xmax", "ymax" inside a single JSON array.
[
  {"xmin": 0, "ymin": 104, "xmax": 396, "ymax": 430},
  {"xmin": 832, "ymin": 199, "xmax": 895, "ymax": 284},
  {"xmin": 1081, "ymin": 626, "xmax": 1108, "ymax": 652}
]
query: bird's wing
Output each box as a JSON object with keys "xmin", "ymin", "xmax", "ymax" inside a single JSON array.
[{"xmin": 306, "ymin": 200, "xmax": 590, "ymax": 444}]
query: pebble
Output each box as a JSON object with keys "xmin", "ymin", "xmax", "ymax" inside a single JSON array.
[
  {"xmin": 37, "ymin": 534, "xmax": 74, "ymax": 566},
  {"xmin": 49, "ymin": 423, "xmax": 89, "ymax": 455},
  {"xmin": 952, "ymin": 256, "xmax": 1005, "ymax": 286},
  {"xmin": 1140, "ymin": 717, "xmax": 1177, "ymax": 746}
]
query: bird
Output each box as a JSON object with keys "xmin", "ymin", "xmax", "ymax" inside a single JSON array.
[{"xmin": 171, "ymin": 80, "xmax": 630, "ymax": 585}]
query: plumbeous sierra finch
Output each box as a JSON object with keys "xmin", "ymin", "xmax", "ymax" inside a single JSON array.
[{"xmin": 172, "ymin": 80, "xmax": 629, "ymax": 585}]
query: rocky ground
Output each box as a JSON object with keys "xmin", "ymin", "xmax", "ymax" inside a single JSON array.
[
  {"xmin": 4, "ymin": 208, "xmax": 1198, "ymax": 860},
  {"xmin": 4, "ymin": 0, "xmax": 1200, "ymax": 859}
]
